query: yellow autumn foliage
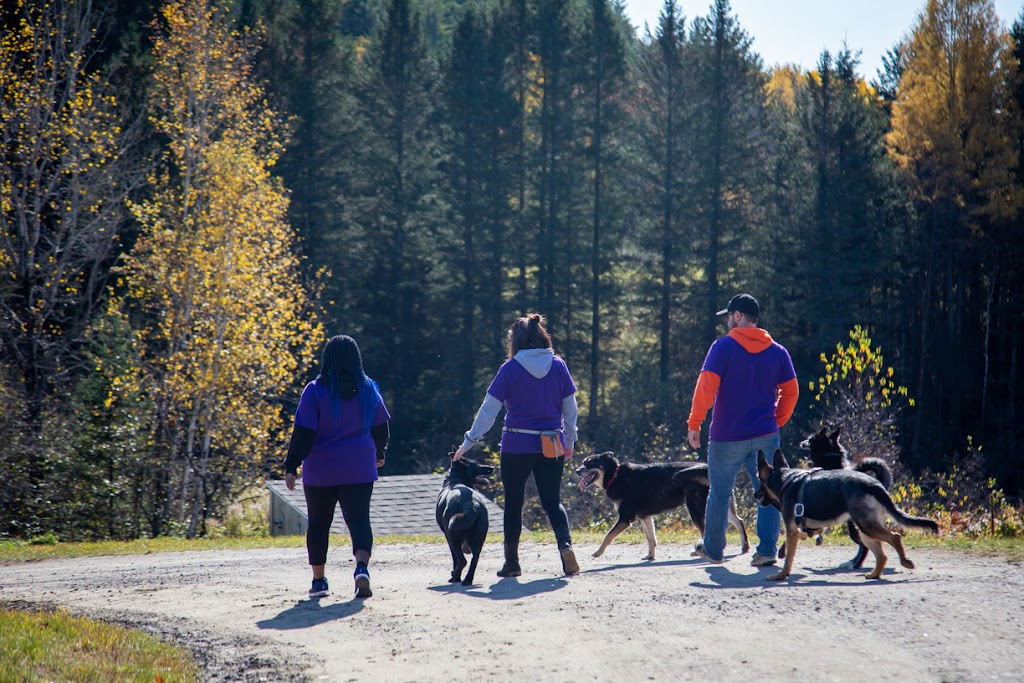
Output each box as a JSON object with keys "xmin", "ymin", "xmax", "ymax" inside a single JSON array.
[{"xmin": 118, "ymin": 0, "xmax": 321, "ymax": 535}]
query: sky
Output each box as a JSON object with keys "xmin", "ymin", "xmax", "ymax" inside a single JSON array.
[{"xmin": 620, "ymin": 0, "xmax": 1024, "ymax": 81}]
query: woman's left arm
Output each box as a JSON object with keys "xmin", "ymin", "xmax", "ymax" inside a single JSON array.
[
  {"xmin": 561, "ymin": 393, "xmax": 578, "ymax": 458},
  {"xmin": 371, "ymin": 421, "xmax": 390, "ymax": 468}
]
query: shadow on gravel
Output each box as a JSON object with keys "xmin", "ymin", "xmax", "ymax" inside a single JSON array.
[
  {"xmin": 689, "ymin": 564, "xmax": 935, "ymax": 589},
  {"xmin": 257, "ymin": 597, "xmax": 365, "ymax": 630},
  {"xmin": 427, "ymin": 577, "xmax": 567, "ymax": 600},
  {"xmin": 581, "ymin": 558, "xmax": 698, "ymax": 574}
]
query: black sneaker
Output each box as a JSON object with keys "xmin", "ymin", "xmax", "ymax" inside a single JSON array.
[
  {"xmin": 309, "ymin": 577, "xmax": 329, "ymax": 598},
  {"xmin": 354, "ymin": 563, "xmax": 372, "ymax": 598}
]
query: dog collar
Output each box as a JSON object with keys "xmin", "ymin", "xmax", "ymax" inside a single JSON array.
[{"xmin": 605, "ymin": 463, "xmax": 620, "ymax": 488}]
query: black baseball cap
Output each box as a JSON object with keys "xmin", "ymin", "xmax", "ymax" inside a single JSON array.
[{"xmin": 716, "ymin": 293, "xmax": 760, "ymax": 317}]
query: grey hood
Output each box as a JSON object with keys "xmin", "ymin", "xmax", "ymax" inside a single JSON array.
[{"xmin": 513, "ymin": 348, "xmax": 554, "ymax": 378}]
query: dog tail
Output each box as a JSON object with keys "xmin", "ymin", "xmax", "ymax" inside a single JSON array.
[
  {"xmin": 855, "ymin": 457, "xmax": 893, "ymax": 489},
  {"xmin": 447, "ymin": 493, "xmax": 481, "ymax": 533},
  {"xmin": 872, "ymin": 488, "xmax": 939, "ymax": 534}
]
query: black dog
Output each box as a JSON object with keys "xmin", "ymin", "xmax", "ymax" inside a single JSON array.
[
  {"xmin": 797, "ymin": 427, "xmax": 894, "ymax": 568},
  {"xmin": 755, "ymin": 448, "xmax": 938, "ymax": 581},
  {"xmin": 436, "ymin": 455, "xmax": 494, "ymax": 586},
  {"xmin": 576, "ymin": 451, "xmax": 749, "ymax": 561}
]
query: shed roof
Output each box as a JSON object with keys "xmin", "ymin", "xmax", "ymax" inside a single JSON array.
[{"xmin": 267, "ymin": 474, "xmax": 504, "ymax": 536}]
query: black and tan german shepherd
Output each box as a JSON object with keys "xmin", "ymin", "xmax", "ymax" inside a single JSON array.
[
  {"xmin": 755, "ymin": 448, "xmax": 938, "ymax": 581},
  {"xmin": 436, "ymin": 455, "xmax": 494, "ymax": 586},
  {"xmin": 795, "ymin": 427, "xmax": 895, "ymax": 569},
  {"xmin": 575, "ymin": 452, "xmax": 749, "ymax": 561}
]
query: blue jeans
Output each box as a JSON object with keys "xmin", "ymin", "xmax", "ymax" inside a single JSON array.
[{"xmin": 703, "ymin": 434, "xmax": 781, "ymax": 560}]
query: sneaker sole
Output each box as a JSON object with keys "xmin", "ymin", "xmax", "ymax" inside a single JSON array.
[
  {"xmin": 354, "ymin": 575, "xmax": 372, "ymax": 598},
  {"xmin": 560, "ymin": 549, "xmax": 580, "ymax": 575},
  {"xmin": 309, "ymin": 590, "xmax": 330, "ymax": 598}
]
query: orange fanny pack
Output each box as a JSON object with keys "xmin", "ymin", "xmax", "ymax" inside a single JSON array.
[{"xmin": 539, "ymin": 431, "xmax": 565, "ymax": 459}]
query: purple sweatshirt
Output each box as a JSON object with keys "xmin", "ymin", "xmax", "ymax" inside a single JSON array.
[{"xmin": 460, "ymin": 348, "xmax": 578, "ymax": 454}]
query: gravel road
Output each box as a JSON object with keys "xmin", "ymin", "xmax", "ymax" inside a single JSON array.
[{"xmin": 1, "ymin": 540, "xmax": 1021, "ymax": 682}]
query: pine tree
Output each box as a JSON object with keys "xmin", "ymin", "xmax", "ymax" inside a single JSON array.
[
  {"xmin": 689, "ymin": 0, "xmax": 767, "ymax": 348},
  {"xmin": 349, "ymin": 0, "xmax": 448, "ymax": 460},
  {"xmin": 581, "ymin": 0, "xmax": 627, "ymax": 427},
  {"xmin": 445, "ymin": 7, "xmax": 519, "ymax": 410}
]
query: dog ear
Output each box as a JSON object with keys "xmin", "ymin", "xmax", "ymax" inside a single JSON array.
[
  {"xmin": 757, "ymin": 450, "xmax": 771, "ymax": 477},
  {"xmin": 817, "ymin": 426, "xmax": 827, "ymax": 437},
  {"xmin": 829, "ymin": 427, "xmax": 841, "ymax": 439},
  {"xmin": 772, "ymin": 448, "xmax": 789, "ymax": 469}
]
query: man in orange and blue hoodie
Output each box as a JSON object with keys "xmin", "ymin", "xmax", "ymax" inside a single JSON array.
[{"xmin": 687, "ymin": 294, "xmax": 799, "ymax": 566}]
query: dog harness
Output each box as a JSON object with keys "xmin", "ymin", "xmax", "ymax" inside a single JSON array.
[{"xmin": 780, "ymin": 468, "xmax": 822, "ymax": 534}]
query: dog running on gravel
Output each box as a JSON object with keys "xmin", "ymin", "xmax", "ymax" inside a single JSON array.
[
  {"xmin": 755, "ymin": 448, "xmax": 938, "ymax": 581},
  {"xmin": 436, "ymin": 455, "xmax": 494, "ymax": 586},
  {"xmin": 793, "ymin": 426, "xmax": 895, "ymax": 569},
  {"xmin": 575, "ymin": 451, "xmax": 749, "ymax": 561}
]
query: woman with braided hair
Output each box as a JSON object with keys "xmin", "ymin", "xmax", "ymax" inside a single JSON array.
[
  {"xmin": 453, "ymin": 313, "xmax": 580, "ymax": 577},
  {"xmin": 285, "ymin": 335, "xmax": 390, "ymax": 598}
]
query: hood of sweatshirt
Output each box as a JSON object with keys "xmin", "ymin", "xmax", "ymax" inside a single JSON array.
[
  {"xmin": 728, "ymin": 326, "xmax": 774, "ymax": 354},
  {"xmin": 514, "ymin": 348, "xmax": 555, "ymax": 378}
]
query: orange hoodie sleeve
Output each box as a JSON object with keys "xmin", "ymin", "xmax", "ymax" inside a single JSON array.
[
  {"xmin": 687, "ymin": 370, "xmax": 721, "ymax": 432},
  {"xmin": 775, "ymin": 377, "xmax": 799, "ymax": 428}
]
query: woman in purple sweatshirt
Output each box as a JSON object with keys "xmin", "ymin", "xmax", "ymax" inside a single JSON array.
[
  {"xmin": 454, "ymin": 314, "xmax": 580, "ymax": 577},
  {"xmin": 285, "ymin": 335, "xmax": 390, "ymax": 599}
]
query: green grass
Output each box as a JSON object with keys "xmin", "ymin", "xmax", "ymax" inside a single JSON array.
[
  {"xmin": 1, "ymin": 528, "xmax": 1021, "ymax": 563},
  {"xmin": 0, "ymin": 605, "xmax": 198, "ymax": 683}
]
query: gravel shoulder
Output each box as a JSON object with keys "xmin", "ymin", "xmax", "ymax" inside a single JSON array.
[{"xmin": 1, "ymin": 540, "xmax": 1021, "ymax": 682}]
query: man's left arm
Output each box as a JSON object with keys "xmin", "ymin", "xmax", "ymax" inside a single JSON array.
[{"xmin": 775, "ymin": 378, "xmax": 799, "ymax": 428}]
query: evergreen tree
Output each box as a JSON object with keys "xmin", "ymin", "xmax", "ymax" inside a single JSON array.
[
  {"xmin": 794, "ymin": 48, "xmax": 909, "ymax": 358},
  {"xmin": 689, "ymin": 0, "xmax": 767, "ymax": 348},
  {"xmin": 581, "ymin": 0, "xmax": 627, "ymax": 427},
  {"xmin": 349, "ymin": 0, "xmax": 448, "ymax": 461},
  {"xmin": 444, "ymin": 7, "xmax": 518, "ymax": 417}
]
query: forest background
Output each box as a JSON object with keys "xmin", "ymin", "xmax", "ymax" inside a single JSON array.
[{"xmin": 3, "ymin": 0, "xmax": 1024, "ymax": 541}]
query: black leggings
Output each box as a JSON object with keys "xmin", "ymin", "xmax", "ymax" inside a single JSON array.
[
  {"xmin": 303, "ymin": 481, "xmax": 374, "ymax": 566},
  {"xmin": 500, "ymin": 452, "xmax": 571, "ymax": 548}
]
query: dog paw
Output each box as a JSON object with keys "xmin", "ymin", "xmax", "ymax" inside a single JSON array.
[
  {"xmin": 449, "ymin": 575, "xmax": 462, "ymax": 583},
  {"xmin": 766, "ymin": 571, "xmax": 788, "ymax": 581},
  {"xmin": 461, "ymin": 579, "xmax": 475, "ymax": 587},
  {"xmin": 901, "ymin": 558, "xmax": 915, "ymax": 569},
  {"xmin": 864, "ymin": 571, "xmax": 883, "ymax": 580},
  {"xmin": 837, "ymin": 560, "xmax": 857, "ymax": 570},
  {"xmin": 642, "ymin": 554, "xmax": 654, "ymax": 561},
  {"xmin": 591, "ymin": 550, "xmax": 604, "ymax": 559}
]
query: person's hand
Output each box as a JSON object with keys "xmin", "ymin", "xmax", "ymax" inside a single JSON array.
[
  {"xmin": 285, "ymin": 472, "xmax": 296, "ymax": 491},
  {"xmin": 563, "ymin": 447, "xmax": 573, "ymax": 461},
  {"xmin": 687, "ymin": 430, "xmax": 701, "ymax": 450},
  {"xmin": 376, "ymin": 454, "xmax": 385, "ymax": 469},
  {"xmin": 452, "ymin": 444, "xmax": 468, "ymax": 461}
]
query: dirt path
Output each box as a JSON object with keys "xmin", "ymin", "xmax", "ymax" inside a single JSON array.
[{"xmin": 1, "ymin": 540, "xmax": 1021, "ymax": 682}]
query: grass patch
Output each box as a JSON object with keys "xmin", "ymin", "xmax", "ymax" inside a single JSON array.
[
  {"xmin": 0, "ymin": 529, "xmax": 1020, "ymax": 563},
  {"xmin": 0, "ymin": 605, "xmax": 197, "ymax": 683}
]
